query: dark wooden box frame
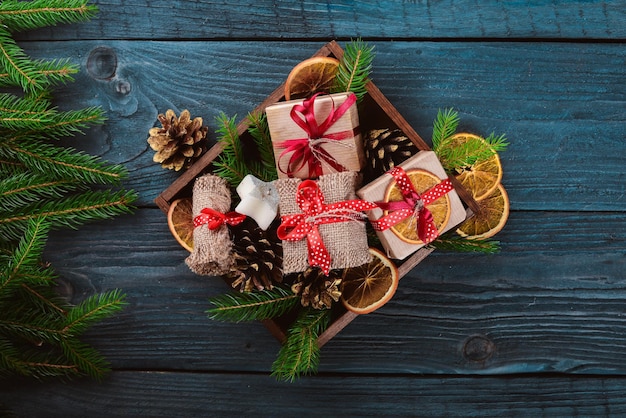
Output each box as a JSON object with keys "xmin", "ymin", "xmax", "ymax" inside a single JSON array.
[{"xmin": 156, "ymin": 40, "xmax": 479, "ymax": 346}]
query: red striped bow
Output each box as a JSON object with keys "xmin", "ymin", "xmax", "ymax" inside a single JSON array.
[
  {"xmin": 277, "ymin": 180, "xmax": 377, "ymax": 275},
  {"xmin": 193, "ymin": 208, "xmax": 246, "ymax": 230},
  {"xmin": 371, "ymin": 167, "xmax": 453, "ymax": 244}
]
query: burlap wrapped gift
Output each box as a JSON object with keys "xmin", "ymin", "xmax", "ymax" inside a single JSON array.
[
  {"xmin": 185, "ymin": 174, "xmax": 235, "ymax": 276},
  {"xmin": 276, "ymin": 171, "xmax": 372, "ymax": 275}
]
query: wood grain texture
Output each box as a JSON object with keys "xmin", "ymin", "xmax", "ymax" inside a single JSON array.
[
  {"xmin": 3, "ymin": 372, "xmax": 626, "ymax": 417},
  {"xmin": 21, "ymin": 41, "xmax": 626, "ymax": 210},
  {"xmin": 29, "ymin": 208, "xmax": 625, "ymax": 375},
  {"xmin": 13, "ymin": 0, "xmax": 625, "ymax": 41},
  {"xmin": 3, "ymin": 1, "xmax": 626, "ymax": 415}
]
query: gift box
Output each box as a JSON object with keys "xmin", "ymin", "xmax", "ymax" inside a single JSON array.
[
  {"xmin": 357, "ymin": 151, "xmax": 467, "ymax": 260},
  {"xmin": 266, "ymin": 92, "xmax": 365, "ymax": 179},
  {"xmin": 276, "ymin": 171, "xmax": 373, "ymax": 275},
  {"xmin": 155, "ymin": 41, "xmax": 478, "ymax": 346}
]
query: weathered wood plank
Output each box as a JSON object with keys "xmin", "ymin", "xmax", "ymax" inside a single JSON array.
[
  {"xmin": 36, "ymin": 207, "xmax": 626, "ymax": 375},
  {"xmin": 21, "ymin": 41, "xmax": 626, "ymax": 210},
  {"xmin": 14, "ymin": 0, "xmax": 626, "ymax": 41},
  {"xmin": 3, "ymin": 372, "xmax": 626, "ymax": 417}
]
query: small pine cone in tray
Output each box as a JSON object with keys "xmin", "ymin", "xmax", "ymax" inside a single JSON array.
[
  {"xmin": 288, "ymin": 267, "xmax": 343, "ymax": 310},
  {"xmin": 364, "ymin": 128, "xmax": 417, "ymax": 180},
  {"xmin": 226, "ymin": 218, "xmax": 283, "ymax": 292}
]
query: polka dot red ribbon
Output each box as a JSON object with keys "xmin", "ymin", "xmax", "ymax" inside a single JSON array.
[
  {"xmin": 193, "ymin": 208, "xmax": 246, "ymax": 230},
  {"xmin": 276, "ymin": 93, "xmax": 359, "ymax": 178},
  {"xmin": 276, "ymin": 179, "xmax": 377, "ymax": 275},
  {"xmin": 371, "ymin": 167, "xmax": 454, "ymax": 244}
]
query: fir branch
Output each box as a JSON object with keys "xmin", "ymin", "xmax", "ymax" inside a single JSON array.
[
  {"xmin": 63, "ymin": 289, "xmax": 126, "ymax": 336},
  {"xmin": 0, "ymin": 217, "xmax": 49, "ymax": 293},
  {"xmin": 271, "ymin": 307, "xmax": 330, "ymax": 382},
  {"xmin": 0, "ymin": 189, "xmax": 136, "ymax": 242},
  {"xmin": 0, "ymin": 93, "xmax": 51, "ymax": 132},
  {"xmin": 0, "ymin": 0, "xmax": 98, "ymax": 33},
  {"xmin": 332, "ymin": 38, "xmax": 375, "ymax": 102},
  {"xmin": 0, "ymin": 336, "xmax": 78, "ymax": 379},
  {"xmin": 428, "ymin": 233, "xmax": 501, "ymax": 254},
  {"xmin": 212, "ymin": 112, "xmax": 251, "ymax": 189},
  {"xmin": 207, "ymin": 285, "xmax": 299, "ymax": 323},
  {"xmin": 0, "ymin": 139, "xmax": 127, "ymax": 184},
  {"xmin": 0, "ymin": 27, "xmax": 47, "ymax": 93},
  {"xmin": 431, "ymin": 108, "xmax": 509, "ymax": 173},
  {"xmin": 0, "ymin": 59, "xmax": 79, "ymax": 91},
  {"xmin": 431, "ymin": 108, "xmax": 459, "ymax": 151},
  {"xmin": 246, "ymin": 111, "xmax": 277, "ymax": 181},
  {"xmin": 60, "ymin": 336, "xmax": 110, "ymax": 380},
  {"xmin": 0, "ymin": 173, "xmax": 79, "ymax": 213},
  {"xmin": 0, "ymin": 104, "xmax": 106, "ymax": 140}
]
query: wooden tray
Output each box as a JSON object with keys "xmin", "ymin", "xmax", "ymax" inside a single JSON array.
[{"xmin": 155, "ymin": 40, "xmax": 478, "ymax": 346}]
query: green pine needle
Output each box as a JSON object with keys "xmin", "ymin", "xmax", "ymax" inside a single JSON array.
[
  {"xmin": 429, "ymin": 233, "xmax": 501, "ymax": 254},
  {"xmin": 0, "ymin": 217, "xmax": 50, "ymax": 292},
  {"xmin": 332, "ymin": 38, "xmax": 375, "ymax": 102},
  {"xmin": 271, "ymin": 308, "xmax": 330, "ymax": 382},
  {"xmin": 0, "ymin": 27, "xmax": 48, "ymax": 93},
  {"xmin": 0, "ymin": 189, "xmax": 137, "ymax": 242},
  {"xmin": 63, "ymin": 289, "xmax": 127, "ymax": 336},
  {"xmin": 0, "ymin": 0, "xmax": 98, "ymax": 33},
  {"xmin": 431, "ymin": 108, "xmax": 460, "ymax": 151},
  {"xmin": 246, "ymin": 111, "xmax": 277, "ymax": 181},
  {"xmin": 212, "ymin": 112, "xmax": 250, "ymax": 189},
  {"xmin": 0, "ymin": 139, "xmax": 127, "ymax": 185},
  {"xmin": 0, "ymin": 173, "xmax": 80, "ymax": 213},
  {"xmin": 207, "ymin": 285, "xmax": 299, "ymax": 323},
  {"xmin": 213, "ymin": 112, "xmax": 278, "ymax": 188},
  {"xmin": 431, "ymin": 108, "xmax": 509, "ymax": 173}
]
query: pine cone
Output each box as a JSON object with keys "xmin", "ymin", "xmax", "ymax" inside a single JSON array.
[
  {"xmin": 364, "ymin": 128, "xmax": 417, "ymax": 180},
  {"xmin": 147, "ymin": 109, "xmax": 208, "ymax": 171},
  {"xmin": 227, "ymin": 218, "xmax": 283, "ymax": 292},
  {"xmin": 290, "ymin": 267, "xmax": 342, "ymax": 310}
]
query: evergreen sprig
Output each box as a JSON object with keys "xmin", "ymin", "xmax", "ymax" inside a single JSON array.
[
  {"xmin": 0, "ymin": 218, "xmax": 127, "ymax": 380},
  {"xmin": 429, "ymin": 233, "xmax": 501, "ymax": 254},
  {"xmin": 431, "ymin": 108, "xmax": 508, "ymax": 173},
  {"xmin": 0, "ymin": 139, "xmax": 125, "ymax": 185},
  {"xmin": 0, "ymin": 173, "xmax": 80, "ymax": 212},
  {"xmin": 271, "ymin": 307, "xmax": 330, "ymax": 382},
  {"xmin": 207, "ymin": 285, "xmax": 299, "ymax": 323},
  {"xmin": 246, "ymin": 111, "xmax": 277, "ymax": 181},
  {"xmin": 212, "ymin": 112, "xmax": 250, "ymax": 189},
  {"xmin": 0, "ymin": 0, "xmax": 98, "ymax": 33},
  {"xmin": 0, "ymin": 189, "xmax": 137, "ymax": 242},
  {"xmin": 213, "ymin": 112, "xmax": 278, "ymax": 189},
  {"xmin": 332, "ymin": 38, "xmax": 375, "ymax": 102},
  {"xmin": 0, "ymin": 1, "xmax": 133, "ymax": 381}
]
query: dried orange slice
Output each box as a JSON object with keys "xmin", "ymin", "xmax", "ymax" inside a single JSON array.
[
  {"xmin": 457, "ymin": 183, "xmax": 509, "ymax": 239},
  {"xmin": 340, "ymin": 248, "xmax": 399, "ymax": 315},
  {"xmin": 383, "ymin": 169, "xmax": 451, "ymax": 244},
  {"xmin": 284, "ymin": 56, "xmax": 340, "ymax": 100},
  {"xmin": 167, "ymin": 198, "xmax": 194, "ymax": 252},
  {"xmin": 449, "ymin": 133, "xmax": 503, "ymax": 201}
]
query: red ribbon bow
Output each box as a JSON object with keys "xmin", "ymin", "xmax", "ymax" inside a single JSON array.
[
  {"xmin": 276, "ymin": 180, "xmax": 377, "ymax": 275},
  {"xmin": 193, "ymin": 208, "xmax": 246, "ymax": 230},
  {"xmin": 276, "ymin": 93, "xmax": 359, "ymax": 178},
  {"xmin": 371, "ymin": 167, "xmax": 454, "ymax": 244}
]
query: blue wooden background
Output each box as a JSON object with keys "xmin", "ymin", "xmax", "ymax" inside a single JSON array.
[{"xmin": 1, "ymin": 1, "xmax": 625, "ymax": 416}]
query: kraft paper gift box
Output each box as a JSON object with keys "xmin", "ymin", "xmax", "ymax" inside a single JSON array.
[
  {"xmin": 357, "ymin": 150, "xmax": 467, "ymax": 260},
  {"xmin": 266, "ymin": 92, "xmax": 365, "ymax": 179}
]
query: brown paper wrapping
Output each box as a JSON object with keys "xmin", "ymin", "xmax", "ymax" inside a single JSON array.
[
  {"xmin": 185, "ymin": 174, "xmax": 234, "ymax": 276},
  {"xmin": 276, "ymin": 171, "xmax": 371, "ymax": 275},
  {"xmin": 357, "ymin": 151, "xmax": 467, "ymax": 260},
  {"xmin": 266, "ymin": 92, "xmax": 365, "ymax": 179}
]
